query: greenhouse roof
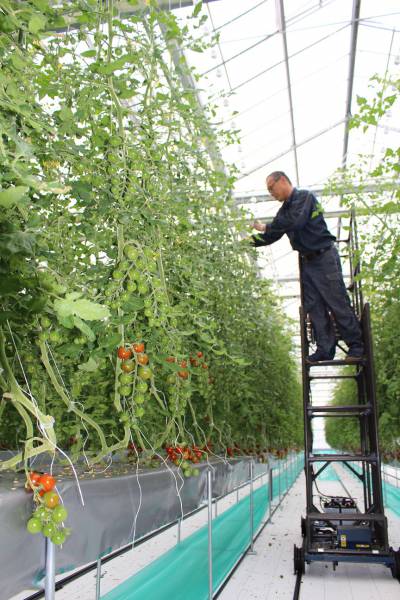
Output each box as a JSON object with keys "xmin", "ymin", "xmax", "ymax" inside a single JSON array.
[{"xmin": 170, "ymin": 0, "xmax": 400, "ymax": 197}]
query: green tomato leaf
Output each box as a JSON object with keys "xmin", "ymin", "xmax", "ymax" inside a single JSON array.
[
  {"xmin": 193, "ymin": 1, "xmax": 203, "ymax": 17},
  {"xmin": 73, "ymin": 299, "xmax": 110, "ymax": 321},
  {"xmin": 78, "ymin": 356, "xmax": 98, "ymax": 372},
  {"xmin": 0, "ymin": 186, "xmax": 29, "ymax": 208},
  {"xmin": 73, "ymin": 316, "xmax": 96, "ymax": 341},
  {"xmin": 28, "ymin": 14, "xmax": 47, "ymax": 34}
]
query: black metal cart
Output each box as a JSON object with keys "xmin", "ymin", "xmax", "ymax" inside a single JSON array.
[{"xmin": 294, "ymin": 210, "xmax": 400, "ymax": 582}]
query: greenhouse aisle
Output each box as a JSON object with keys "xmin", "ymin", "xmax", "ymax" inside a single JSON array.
[{"xmin": 218, "ymin": 471, "xmax": 400, "ymax": 600}]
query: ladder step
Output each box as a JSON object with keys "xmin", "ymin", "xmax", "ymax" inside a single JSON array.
[
  {"xmin": 306, "ymin": 358, "xmax": 365, "ymax": 367},
  {"xmin": 308, "ymin": 454, "xmax": 377, "ymax": 463},
  {"xmin": 307, "ymin": 512, "xmax": 386, "ymax": 522},
  {"xmin": 309, "ymin": 374, "xmax": 359, "ymax": 380},
  {"xmin": 307, "ymin": 404, "xmax": 371, "ymax": 415}
]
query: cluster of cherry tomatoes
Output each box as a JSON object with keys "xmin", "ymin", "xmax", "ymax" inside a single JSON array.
[
  {"xmin": 117, "ymin": 342, "xmax": 152, "ymax": 399},
  {"xmin": 25, "ymin": 472, "xmax": 70, "ymax": 545},
  {"xmin": 165, "ymin": 444, "xmax": 210, "ymax": 477},
  {"xmin": 165, "ymin": 351, "xmax": 208, "ymax": 380}
]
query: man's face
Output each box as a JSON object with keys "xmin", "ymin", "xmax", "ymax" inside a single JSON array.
[{"xmin": 266, "ymin": 176, "xmax": 291, "ymax": 202}]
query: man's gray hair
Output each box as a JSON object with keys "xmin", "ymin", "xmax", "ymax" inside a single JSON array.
[{"xmin": 267, "ymin": 171, "xmax": 292, "ymax": 185}]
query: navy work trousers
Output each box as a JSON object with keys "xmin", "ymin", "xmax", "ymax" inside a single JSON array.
[{"xmin": 301, "ymin": 246, "xmax": 364, "ymax": 358}]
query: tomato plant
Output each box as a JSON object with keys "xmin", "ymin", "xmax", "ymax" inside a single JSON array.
[{"xmin": 0, "ymin": 0, "xmax": 302, "ymax": 481}]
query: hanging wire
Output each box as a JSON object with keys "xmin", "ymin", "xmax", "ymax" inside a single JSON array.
[
  {"xmin": 206, "ymin": 3, "xmax": 233, "ymax": 90},
  {"xmin": 213, "ymin": 0, "xmax": 271, "ymax": 32},
  {"xmin": 230, "ymin": 22, "xmax": 350, "ymax": 93},
  {"xmin": 202, "ymin": 0, "xmax": 339, "ymax": 76}
]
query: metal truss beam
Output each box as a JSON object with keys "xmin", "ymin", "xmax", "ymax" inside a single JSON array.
[
  {"xmin": 277, "ymin": 0, "xmax": 299, "ymax": 185},
  {"xmin": 342, "ymin": 0, "xmax": 361, "ymax": 168},
  {"xmin": 236, "ymin": 119, "xmax": 345, "ymax": 181},
  {"xmin": 49, "ymin": 1, "xmax": 222, "ymax": 32},
  {"xmin": 234, "ymin": 181, "xmax": 399, "ymax": 204}
]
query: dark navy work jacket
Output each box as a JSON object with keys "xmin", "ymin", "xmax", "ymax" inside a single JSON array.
[{"xmin": 251, "ymin": 188, "xmax": 335, "ymax": 254}]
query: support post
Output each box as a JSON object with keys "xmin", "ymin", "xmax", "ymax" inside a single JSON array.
[
  {"xmin": 248, "ymin": 459, "xmax": 256, "ymax": 554},
  {"xmin": 207, "ymin": 468, "xmax": 213, "ymax": 600},
  {"xmin": 44, "ymin": 539, "xmax": 55, "ymax": 600},
  {"xmin": 95, "ymin": 558, "xmax": 101, "ymax": 600},
  {"xmin": 177, "ymin": 518, "xmax": 182, "ymax": 544},
  {"xmin": 278, "ymin": 461, "xmax": 281, "ymax": 502},
  {"xmin": 269, "ymin": 466, "xmax": 274, "ymax": 520}
]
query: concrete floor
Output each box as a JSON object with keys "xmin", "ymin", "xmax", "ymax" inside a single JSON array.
[{"xmin": 218, "ymin": 467, "xmax": 400, "ymax": 600}]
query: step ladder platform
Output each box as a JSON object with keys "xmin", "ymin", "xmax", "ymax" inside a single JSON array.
[
  {"xmin": 309, "ymin": 453, "xmax": 378, "ymax": 463},
  {"xmin": 306, "ymin": 357, "xmax": 366, "ymax": 367},
  {"xmin": 307, "ymin": 404, "xmax": 372, "ymax": 415}
]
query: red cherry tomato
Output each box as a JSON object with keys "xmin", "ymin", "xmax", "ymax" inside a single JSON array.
[
  {"xmin": 202, "ymin": 363, "xmax": 208, "ymax": 370},
  {"xmin": 197, "ymin": 351, "xmax": 203, "ymax": 358},
  {"xmin": 39, "ymin": 473, "xmax": 56, "ymax": 492},
  {"xmin": 137, "ymin": 353, "xmax": 149, "ymax": 365},
  {"xmin": 178, "ymin": 370, "xmax": 189, "ymax": 379},
  {"xmin": 132, "ymin": 342, "xmax": 145, "ymax": 353},
  {"xmin": 25, "ymin": 471, "xmax": 41, "ymax": 493},
  {"xmin": 180, "ymin": 360, "xmax": 187, "ymax": 368},
  {"xmin": 166, "ymin": 356, "xmax": 176, "ymax": 363},
  {"xmin": 118, "ymin": 346, "xmax": 132, "ymax": 360}
]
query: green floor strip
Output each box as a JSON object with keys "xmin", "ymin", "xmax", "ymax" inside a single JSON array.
[{"xmin": 102, "ymin": 456, "xmax": 303, "ymax": 600}]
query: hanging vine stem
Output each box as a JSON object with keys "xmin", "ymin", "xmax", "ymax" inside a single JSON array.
[
  {"xmin": 39, "ymin": 340, "xmax": 109, "ymax": 454},
  {"xmin": 0, "ymin": 328, "xmax": 56, "ymax": 470}
]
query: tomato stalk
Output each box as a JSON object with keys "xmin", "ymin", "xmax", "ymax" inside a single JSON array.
[{"xmin": 39, "ymin": 340, "xmax": 109, "ymax": 454}]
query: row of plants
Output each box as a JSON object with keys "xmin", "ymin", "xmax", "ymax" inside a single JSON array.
[
  {"xmin": 325, "ymin": 74, "xmax": 400, "ymax": 460},
  {"xmin": 0, "ymin": 0, "xmax": 302, "ymax": 479}
]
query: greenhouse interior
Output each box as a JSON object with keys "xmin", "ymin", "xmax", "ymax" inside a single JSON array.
[{"xmin": 1, "ymin": 0, "xmax": 400, "ymax": 599}]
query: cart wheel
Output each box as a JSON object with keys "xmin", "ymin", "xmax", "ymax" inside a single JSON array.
[
  {"xmin": 390, "ymin": 548, "xmax": 400, "ymax": 581},
  {"xmin": 294, "ymin": 544, "xmax": 305, "ymax": 575},
  {"xmin": 301, "ymin": 517, "xmax": 306, "ymax": 538}
]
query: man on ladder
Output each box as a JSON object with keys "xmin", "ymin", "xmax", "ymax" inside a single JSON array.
[{"xmin": 251, "ymin": 170, "xmax": 364, "ymax": 363}]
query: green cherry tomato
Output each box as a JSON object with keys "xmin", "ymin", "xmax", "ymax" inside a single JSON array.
[
  {"xmin": 118, "ymin": 385, "xmax": 132, "ymax": 396},
  {"xmin": 51, "ymin": 505, "xmax": 68, "ymax": 524},
  {"xmin": 119, "ymin": 260, "xmax": 129, "ymax": 271},
  {"xmin": 135, "ymin": 394, "xmax": 145, "ymax": 405},
  {"xmin": 136, "ymin": 407, "xmax": 145, "ymax": 418},
  {"xmin": 138, "ymin": 284, "xmax": 149, "ymax": 295},
  {"xmin": 126, "ymin": 281, "xmax": 137, "ymax": 292},
  {"xmin": 193, "ymin": 468, "xmax": 200, "ymax": 477},
  {"xmin": 118, "ymin": 373, "xmax": 133, "ymax": 385},
  {"xmin": 143, "ymin": 298, "xmax": 152, "ymax": 308},
  {"xmin": 51, "ymin": 530, "xmax": 66, "ymax": 546},
  {"xmin": 112, "ymin": 270, "xmax": 124, "ymax": 280},
  {"xmin": 120, "ymin": 292, "xmax": 130, "ymax": 303},
  {"xmin": 42, "ymin": 522, "xmax": 57, "ymax": 538},
  {"xmin": 43, "ymin": 491, "xmax": 60, "ymax": 509},
  {"xmin": 34, "ymin": 506, "xmax": 47, "ymax": 521},
  {"xmin": 138, "ymin": 366, "xmax": 152, "ymax": 380},
  {"xmin": 124, "ymin": 245, "xmax": 138, "ymax": 260},
  {"xmin": 144, "ymin": 308, "xmax": 152, "ymax": 318},
  {"xmin": 49, "ymin": 331, "xmax": 61, "ymax": 343},
  {"xmin": 40, "ymin": 316, "xmax": 52, "ymax": 329},
  {"xmin": 27, "ymin": 518, "xmax": 42, "ymax": 534},
  {"xmin": 136, "ymin": 382, "xmax": 148, "ymax": 393},
  {"xmin": 121, "ymin": 360, "xmax": 135, "ymax": 373}
]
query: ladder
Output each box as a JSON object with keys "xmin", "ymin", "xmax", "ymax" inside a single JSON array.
[{"xmin": 294, "ymin": 210, "xmax": 400, "ymax": 579}]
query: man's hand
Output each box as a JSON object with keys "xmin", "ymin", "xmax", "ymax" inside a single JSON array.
[{"xmin": 252, "ymin": 221, "xmax": 266, "ymax": 233}]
